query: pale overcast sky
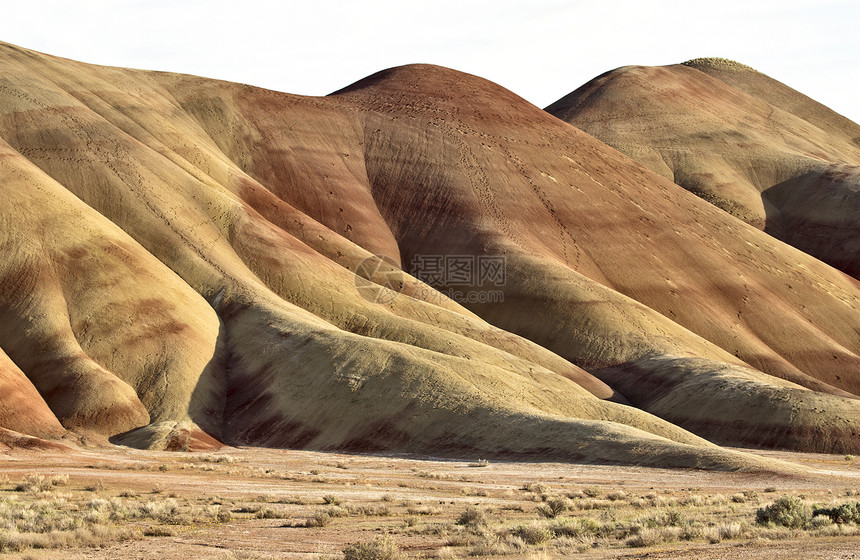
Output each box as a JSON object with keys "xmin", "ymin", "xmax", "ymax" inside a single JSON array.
[{"xmin": 2, "ymin": 0, "xmax": 858, "ymax": 123}]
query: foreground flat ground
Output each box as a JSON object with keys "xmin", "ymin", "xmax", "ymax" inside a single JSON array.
[{"xmin": 1, "ymin": 445, "xmax": 859, "ymax": 559}]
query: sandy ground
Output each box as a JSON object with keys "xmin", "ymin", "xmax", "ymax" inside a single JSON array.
[{"xmin": 1, "ymin": 445, "xmax": 859, "ymax": 559}]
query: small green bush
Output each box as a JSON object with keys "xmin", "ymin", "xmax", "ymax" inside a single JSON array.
[
  {"xmin": 755, "ymin": 496, "xmax": 811, "ymax": 528},
  {"xmin": 813, "ymin": 502, "xmax": 860, "ymax": 524}
]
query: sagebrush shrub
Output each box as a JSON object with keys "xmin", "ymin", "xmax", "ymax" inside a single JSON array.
[
  {"xmin": 755, "ymin": 495, "xmax": 811, "ymax": 528},
  {"xmin": 813, "ymin": 502, "xmax": 860, "ymax": 524},
  {"xmin": 536, "ymin": 497, "xmax": 569, "ymax": 518}
]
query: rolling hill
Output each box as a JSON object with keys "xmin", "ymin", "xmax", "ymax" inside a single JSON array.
[
  {"xmin": 1, "ymin": 43, "xmax": 858, "ymax": 468},
  {"xmin": 546, "ymin": 57, "xmax": 860, "ymax": 278}
]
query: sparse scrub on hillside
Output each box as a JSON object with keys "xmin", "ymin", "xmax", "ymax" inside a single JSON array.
[{"xmin": 682, "ymin": 57, "xmax": 756, "ymax": 71}]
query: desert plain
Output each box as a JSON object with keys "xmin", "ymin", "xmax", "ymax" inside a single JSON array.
[{"xmin": 1, "ymin": 445, "xmax": 859, "ymax": 559}]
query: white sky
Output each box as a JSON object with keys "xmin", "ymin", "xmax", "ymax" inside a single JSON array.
[{"xmin": 2, "ymin": 0, "xmax": 859, "ymax": 123}]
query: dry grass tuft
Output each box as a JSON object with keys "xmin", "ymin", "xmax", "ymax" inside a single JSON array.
[
  {"xmin": 304, "ymin": 511, "xmax": 331, "ymax": 528},
  {"xmin": 322, "ymin": 494, "xmax": 340, "ymax": 505},
  {"xmin": 13, "ymin": 474, "xmax": 69, "ymax": 493},
  {"xmin": 536, "ymin": 496, "xmax": 569, "ymax": 519},
  {"xmin": 456, "ymin": 506, "xmax": 486, "ymax": 528},
  {"xmin": 513, "ymin": 523, "xmax": 553, "ymax": 545},
  {"xmin": 343, "ymin": 535, "xmax": 405, "ymax": 560}
]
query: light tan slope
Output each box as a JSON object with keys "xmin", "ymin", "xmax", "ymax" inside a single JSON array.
[
  {"xmin": 545, "ymin": 59, "xmax": 860, "ymax": 277},
  {"xmin": 0, "ymin": 42, "xmax": 858, "ymax": 462},
  {"xmin": 0, "ymin": 135, "xmax": 225, "ymax": 441}
]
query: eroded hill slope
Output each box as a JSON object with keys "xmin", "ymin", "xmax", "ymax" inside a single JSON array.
[
  {"xmin": 546, "ymin": 58, "xmax": 860, "ymax": 278},
  {"xmin": 1, "ymin": 43, "xmax": 858, "ymax": 464}
]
